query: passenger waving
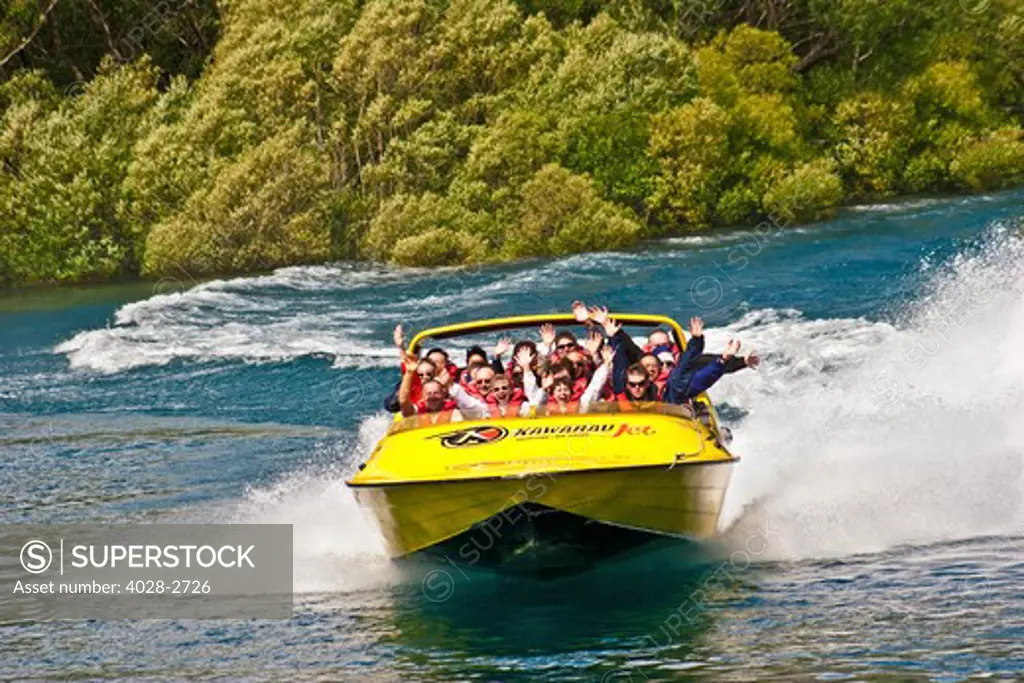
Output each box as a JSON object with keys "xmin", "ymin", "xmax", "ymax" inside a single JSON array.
[{"xmin": 664, "ymin": 317, "xmax": 742, "ymax": 404}]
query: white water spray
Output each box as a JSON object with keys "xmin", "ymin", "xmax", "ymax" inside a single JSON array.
[
  {"xmin": 716, "ymin": 224, "xmax": 1024, "ymax": 560},
  {"xmin": 217, "ymin": 414, "xmax": 397, "ymax": 593}
]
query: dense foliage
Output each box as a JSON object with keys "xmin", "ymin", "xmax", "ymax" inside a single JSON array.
[{"xmin": 2, "ymin": 0, "xmax": 1022, "ymax": 285}]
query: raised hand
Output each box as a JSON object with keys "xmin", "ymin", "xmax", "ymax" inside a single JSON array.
[
  {"xmin": 539, "ymin": 323, "xmax": 556, "ymax": 347},
  {"xmin": 602, "ymin": 316, "xmax": 622, "ymax": 338},
  {"xmin": 583, "ymin": 329, "xmax": 603, "ymax": 355},
  {"xmin": 723, "ymin": 339, "xmax": 741, "ymax": 361},
  {"xmin": 600, "ymin": 344, "xmax": 615, "ymax": 366},
  {"xmin": 689, "ymin": 316, "xmax": 704, "ymax": 338},
  {"xmin": 589, "ymin": 306, "xmax": 609, "ymax": 325},
  {"xmin": 571, "ymin": 300, "xmax": 589, "ymax": 323},
  {"xmin": 515, "ymin": 346, "xmax": 536, "ymax": 369},
  {"xmin": 494, "ymin": 337, "xmax": 513, "ymax": 357},
  {"xmin": 436, "ymin": 366, "xmax": 452, "ymax": 387},
  {"xmin": 541, "ymin": 373, "xmax": 554, "ymax": 390},
  {"xmin": 393, "ymin": 324, "xmax": 405, "ymax": 349},
  {"xmin": 403, "ymin": 350, "xmax": 419, "ymax": 372}
]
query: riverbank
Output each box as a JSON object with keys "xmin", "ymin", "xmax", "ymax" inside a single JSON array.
[
  {"xmin": 2, "ymin": 0, "xmax": 1023, "ymax": 288},
  {"xmin": 4, "ymin": 185, "xmax": 1023, "ymax": 297}
]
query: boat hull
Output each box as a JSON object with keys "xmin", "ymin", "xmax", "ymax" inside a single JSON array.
[
  {"xmin": 351, "ymin": 459, "xmax": 735, "ymax": 574},
  {"xmin": 415, "ymin": 502, "xmax": 687, "ymax": 577}
]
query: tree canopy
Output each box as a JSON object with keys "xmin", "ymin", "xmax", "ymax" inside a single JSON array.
[{"xmin": 2, "ymin": 0, "xmax": 1022, "ymax": 285}]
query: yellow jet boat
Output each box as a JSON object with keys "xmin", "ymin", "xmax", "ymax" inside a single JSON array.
[{"xmin": 347, "ymin": 314, "xmax": 739, "ymax": 576}]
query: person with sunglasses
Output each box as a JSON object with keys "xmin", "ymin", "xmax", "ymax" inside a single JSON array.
[
  {"xmin": 594, "ymin": 308, "xmax": 756, "ymax": 400},
  {"xmin": 399, "ymin": 356, "xmax": 491, "ymax": 421},
  {"xmin": 486, "ymin": 374, "xmax": 528, "ymax": 417},
  {"xmin": 467, "ymin": 364, "xmax": 496, "ymax": 399},
  {"xmin": 636, "ymin": 351, "xmax": 675, "ymax": 396},
  {"xmin": 615, "ymin": 363, "xmax": 661, "ymax": 405},
  {"xmin": 397, "ymin": 352, "xmax": 458, "ymax": 420}
]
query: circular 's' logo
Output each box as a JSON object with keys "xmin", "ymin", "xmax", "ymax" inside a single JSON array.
[
  {"xmin": 21, "ymin": 540, "xmax": 53, "ymax": 574},
  {"xmin": 435, "ymin": 425, "xmax": 508, "ymax": 448}
]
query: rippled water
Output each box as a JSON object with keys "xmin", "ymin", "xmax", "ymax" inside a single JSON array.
[{"xmin": 2, "ymin": 190, "xmax": 1024, "ymax": 680}]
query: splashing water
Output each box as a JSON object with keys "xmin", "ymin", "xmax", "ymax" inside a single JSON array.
[
  {"xmin": 716, "ymin": 224, "xmax": 1024, "ymax": 559},
  {"xmin": 207, "ymin": 413, "xmax": 396, "ymax": 593}
]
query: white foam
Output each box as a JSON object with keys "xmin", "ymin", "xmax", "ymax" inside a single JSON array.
[
  {"xmin": 212, "ymin": 414, "xmax": 396, "ymax": 594},
  {"xmin": 715, "ymin": 224, "xmax": 1024, "ymax": 560},
  {"xmin": 55, "ymin": 271, "xmax": 400, "ymax": 373},
  {"xmin": 52, "ymin": 253, "xmax": 654, "ymax": 374}
]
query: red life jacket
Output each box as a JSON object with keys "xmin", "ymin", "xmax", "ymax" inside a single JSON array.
[
  {"xmin": 654, "ymin": 368, "xmax": 671, "ymax": 395},
  {"xmin": 408, "ymin": 373, "xmax": 423, "ymax": 404},
  {"xmin": 613, "ymin": 393, "xmax": 637, "ymax": 410},
  {"xmin": 569, "ymin": 376, "xmax": 589, "ymax": 401},
  {"xmin": 614, "ymin": 385, "xmax": 661, "ymax": 405},
  {"xmin": 487, "ymin": 387, "xmax": 525, "ymax": 406},
  {"xmin": 414, "ymin": 398, "xmax": 458, "ymax": 413}
]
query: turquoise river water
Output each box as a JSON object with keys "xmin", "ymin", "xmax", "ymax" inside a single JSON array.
[{"xmin": 2, "ymin": 190, "xmax": 1023, "ymax": 680}]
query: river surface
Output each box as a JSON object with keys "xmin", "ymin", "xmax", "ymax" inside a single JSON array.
[{"xmin": 2, "ymin": 191, "xmax": 1024, "ymax": 680}]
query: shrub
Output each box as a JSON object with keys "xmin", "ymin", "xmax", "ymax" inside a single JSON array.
[
  {"xmin": 721, "ymin": 25, "xmax": 797, "ymax": 94},
  {"xmin": 715, "ymin": 184, "xmax": 762, "ymax": 226},
  {"xmin": 0, "ymin": 59, "xmax": 159, "ymax": 285},
  {"xmin": 832, "ymin": 92, "xmax": 912, "ymax": 197},
  {"xmin": 363, "ymin": 192, "xmax": 494, "ymax": 261},
  {"xmin": 763, "ymin": 159, "xmax": 844, "ymax": 224},
  {"xmin": 906, "ymin": 61, "xmax": 989, "ymax": 126},
  {"xmin": 391, "ymin": 228, "xmax": 488, "ymax": 266},
  {"xmin": 648, "ymin": 97, "xmax": 732, "ymax": 230},
  {"xmin": 903, "ymin": 151, "xmax": 950, "ymax": 193},
  {"xmin": 506, "ymin": 163, "xmax": 641, "ymax": 257},
  {"xmin": 950, "ymin": 128, "xmax": 1024, "ymax": 191}
]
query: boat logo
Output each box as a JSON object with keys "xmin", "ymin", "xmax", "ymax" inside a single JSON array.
[{"xmin": 434, "ymin": 425, "xmax": 509, "ymax": 448}]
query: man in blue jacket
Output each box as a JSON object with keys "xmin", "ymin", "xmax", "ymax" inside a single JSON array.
[
  {"xmin": 596, "ymin": 310, "xmax": 751, "ymax": 401},
  {"xmin": 663, "ymin": 317, "xmax": 741, "ymax": 404}
]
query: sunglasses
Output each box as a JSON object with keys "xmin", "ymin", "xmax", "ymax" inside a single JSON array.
[
  {"xmin": 627, "ymin": 380, "xmax": 648, "ymax": 388},
  {"xmin": 417, "ymin": 371, "xmax": 435, "ymax": 379},
  {"xmin": 556, "ymin": 342, "xmax": 577, "ymax": 350},
  {"xmin": 492, "ymin": 385, "xmax": 510, "ymax": 392}
]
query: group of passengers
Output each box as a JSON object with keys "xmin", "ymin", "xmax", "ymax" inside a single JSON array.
[{"xmin": 385, "ymin": 301, "xmax": 759, "ymax": 421}]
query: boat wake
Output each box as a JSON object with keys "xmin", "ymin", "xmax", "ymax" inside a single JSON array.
[{"xmin": 715, "ymin": 222, "xmax": 1024, "ymax": 560}]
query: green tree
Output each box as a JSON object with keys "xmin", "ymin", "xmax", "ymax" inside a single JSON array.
[{"xmin": 506, "ymin": 163, "xmax": 642, "ymax": 257}]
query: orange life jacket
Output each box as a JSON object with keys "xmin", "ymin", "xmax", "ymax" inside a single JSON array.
[{"xmin": 486, "ymin": 387, "xmax": 524, "ymax": 417}]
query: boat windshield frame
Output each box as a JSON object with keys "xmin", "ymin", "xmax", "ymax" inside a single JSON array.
[
  {"xmin": 407, "ymin": 313, "xmax": 688, "ymax": 353},
  {"xmin": 385, "ymin": 399, "xmax": 712, "ymax": 437}
]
